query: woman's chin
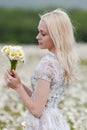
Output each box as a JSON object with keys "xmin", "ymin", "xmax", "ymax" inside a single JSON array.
[{"xmin": 39, "ymin": 45, "xmax": 44, "ymax": 49}]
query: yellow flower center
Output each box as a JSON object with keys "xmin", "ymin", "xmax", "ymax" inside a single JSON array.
[
  {"xmin": 5, "ymin": 49, "xmax": 10, "ymax": 55},
  {"xmin": 19, "ymin": 53, "xmax": 22, "ymax": 56},
  {"xmin": 11, "ymin": 53, "xmax": 15, "ymax": 57}
]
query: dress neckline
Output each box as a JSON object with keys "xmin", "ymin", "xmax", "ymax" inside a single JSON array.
[{"xmin": 48, "ymin": 51, "xmax": 57, "ymax": 57}]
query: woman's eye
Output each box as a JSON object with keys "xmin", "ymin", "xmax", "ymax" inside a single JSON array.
[
  {"xmin": 41, "ymin": 33, "xmax": 46, "ymax": 36},
  {"xmin": 37, "ymin": 30, "xmax": 46, "ymax": 36}
]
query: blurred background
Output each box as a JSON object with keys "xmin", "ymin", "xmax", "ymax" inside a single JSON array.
[
  {"xmin": 0, "ymin": 0, "xmax": 87, "ymax": 44},
  {"xmin": 0, "ymin": 0, "xmax": 87, "ymax": 130}
]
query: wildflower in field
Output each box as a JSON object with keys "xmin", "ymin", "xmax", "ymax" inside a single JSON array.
[{"xmin": 1, "ymin": 45, "xmax": 25, "ymax": 70}]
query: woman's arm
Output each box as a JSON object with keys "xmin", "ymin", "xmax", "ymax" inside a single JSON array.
[
  {"xmin": 4, "ymin": 70, "xmax": 50, "ymax": 118},
  {"xmin": 16, "ymin": 79, "xmax": 50, "ymax": 118},
  {"xmin": 22, "ymin": 84, "xmax": 32, "ymax": 97}
]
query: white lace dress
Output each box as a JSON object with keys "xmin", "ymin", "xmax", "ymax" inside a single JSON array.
[{"xmin": 26, "ymin": 52, "xmax": 70, "ymax": 130}]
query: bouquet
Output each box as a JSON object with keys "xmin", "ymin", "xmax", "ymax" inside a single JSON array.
[{"xmin": 1, "ymin": 45, "xmax": 25, "ymax": 70}]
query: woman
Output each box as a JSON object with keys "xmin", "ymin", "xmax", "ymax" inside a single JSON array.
[{"xmin": 4, "ymin": 9, "xmax": 78, "ymax": 130}]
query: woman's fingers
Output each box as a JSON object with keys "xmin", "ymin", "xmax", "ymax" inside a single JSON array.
[
  {"xmin": 11, "ymin": 70, "xmax": 16, "ymax": 77},
  {"xmin": 6, "ymin": 69, "xmax": 14, "ymax": 77},
  {"xmin": 4, "ymin": 74, "xmax": 10, "ymax": 86},
  {"xmin": 4, "ymin": 70, "xmax": 13, "ymax": 85},
  {"xmin": 5, "ymin": 70, "xmax": 12, "ymax": 79},
  {"xmin": 4, "ymin": 70, "xmax": 21, "ymax": 89},
  {"xmin": 11, "ymin": 70, "xmax": 20, "ymax": 80}
]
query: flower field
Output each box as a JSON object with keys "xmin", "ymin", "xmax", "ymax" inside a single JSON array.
[{"xmin": 0, "ymin": 44, "xmax": 87, "ymax": 130}]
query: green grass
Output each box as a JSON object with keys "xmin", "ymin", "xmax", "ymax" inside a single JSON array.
[{"xmin": 80, "ymin": 59, "xmax": 87, "ymax": 65}]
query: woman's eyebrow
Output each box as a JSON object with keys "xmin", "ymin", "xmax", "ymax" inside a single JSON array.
[{"xmin": 37, "ymin": 28, "xmax": 46, "ymax": 33}]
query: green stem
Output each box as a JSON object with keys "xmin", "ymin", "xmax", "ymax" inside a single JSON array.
[{"xmin": 10, "ymin": 60, "xmax": 18, "ymax": 70}]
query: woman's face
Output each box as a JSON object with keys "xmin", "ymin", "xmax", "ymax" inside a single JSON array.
[{"xmin": 36, "ymin": 20, "xmax": 55, "ymax": 52}]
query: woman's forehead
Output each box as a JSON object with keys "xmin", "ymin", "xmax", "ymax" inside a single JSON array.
[{"xmin": 38, "ymin": 20, "xmax": 48, "ymax": 32}]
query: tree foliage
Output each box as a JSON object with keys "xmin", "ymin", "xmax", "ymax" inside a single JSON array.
[{"xmin": 0, "ymin": 8, "xmax": 87, "ymax": 44}]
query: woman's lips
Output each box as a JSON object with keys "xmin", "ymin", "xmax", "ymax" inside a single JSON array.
[{"xmin": 38, "ymin": 42, "xmax": 42, "ymax": 45}]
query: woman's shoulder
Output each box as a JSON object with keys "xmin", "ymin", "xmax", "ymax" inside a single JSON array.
[
  {"xmin": 35, "ymin": 52, "xmax": 61, "ymax": 75},
  {"xmin": 36, "ymin": 52, "xmax": 57, "ymax": 71},
  {"xmin": 40, "ymin": 51, "xmax": 58, "ymax": 64},
  {"xmin": 35, "ymin": 52, "xmax": 59, "ymax": 82}
]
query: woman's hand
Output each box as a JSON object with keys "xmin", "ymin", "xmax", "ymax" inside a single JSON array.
[{"xmin": 4, "ymin": 70, "xmax": 22, "ymax": 90}]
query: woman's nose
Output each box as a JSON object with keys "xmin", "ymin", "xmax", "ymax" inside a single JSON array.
[
  {"xmin": 36, "ymin": 34, "xmax": 38, "ymax": 40},
  {"xmin": 36, "ymin": 33, "xmax": 41, "ymax": 40}
]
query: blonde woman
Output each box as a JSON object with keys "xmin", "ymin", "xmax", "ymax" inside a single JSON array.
[{"xmin": 4, "ymin": 9, "xmax": 78, "ymax": 130}]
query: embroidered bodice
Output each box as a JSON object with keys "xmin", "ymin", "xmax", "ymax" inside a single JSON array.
[{"xmin": 31, "ymin": 52, "xmax": 68, "ymax": 108}]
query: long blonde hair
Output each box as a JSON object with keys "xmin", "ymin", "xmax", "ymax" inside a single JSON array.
[{"xmin": 40, "ymin": 9, "xmax": 78, "ymax": 84}]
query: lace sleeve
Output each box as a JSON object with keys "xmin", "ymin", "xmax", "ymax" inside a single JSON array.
[{"xmin": 36, "ymin": 57, "xmax": 55, "ymax": 82}]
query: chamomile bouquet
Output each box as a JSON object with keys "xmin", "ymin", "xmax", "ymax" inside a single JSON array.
[{"xmin": 1, "ymin": 45, "xmax": 25, "ymax": 70}]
